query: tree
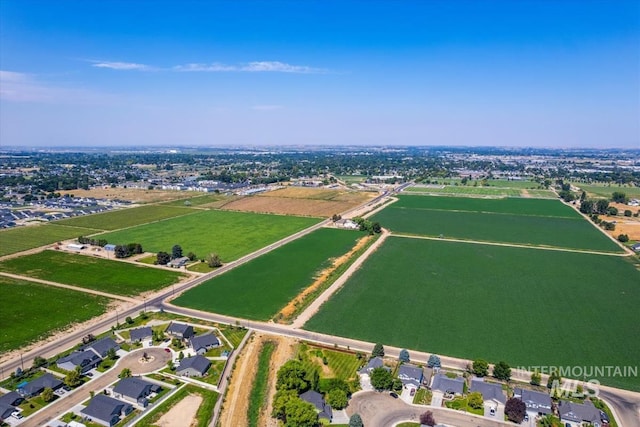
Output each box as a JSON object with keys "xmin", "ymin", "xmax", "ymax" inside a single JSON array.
[
  {"xmin": 125, "ymin": 316, "xmax": 134, "ymax": 325},
  {"xmin": 41, "ymin": 387, "xmax": 54, "ymax": 403},
  {"xmin": 207, "ymin": 253, "xmax": 223, "ymax": 268},
  {"xmin": 372, "ymin": 222, "xmax": 382, "ymax": 233},
  {"xmin": 618, "ymin": 234, "xmax": 629, "ymax": 242},
  {"xmin": 468, "ymin": 391, "xmax": 484, "ymax": 409},
  {"xmin": 33, "ymin": 356, "xmax": 47, "ymax": 368},
  {"xmin": 187, "ymin": 251, "xmax": 197, "ymax": 261},
  {"xmin": 419, "ymin": 410, "xmax": 436, "ymax": 426},
  {"xmin": 612, "ymin": 191, "xmax": 628, "ymax": 203},
  {"xmin": 114, "ymin": 245, "xmax": 128, "ymax": 259},
  {"xmin": 106, "ymin": 347, "xmax": 117, "ymax": 360},
  {"xmin": 427, "ymin": 354, "xmax": 441, "ymax": 369},
  {"xmin": 607, "ymin": 206, "xmax": 618, "ymax": 216},
  {"xmin": 398, "ymin": 349, "xmax": 410, "ymax": 363},
  {"xmin": 596, "ymin": 199, "xmax": 610, "ymax": 214},
  {"xmin": 580, "ymin": 199, "xmax": 594, "ymax": 214},
  {"xmin": 372, "ymin": 343, "xmax": 385, "ymax": 357},
  {"xmin": 505, "ymin": 397, "xmax": 527, "ymax": 423},
  {"xmin": 349, "ymin": 413, "xmax": 364, "ymax": 427},
  {"xmin": 547, "ymin": 370, "xmax": 562, "ymax": 390},
  {"xmin": 318, "ymin": 378, "xmax": 350, "ymax": 394},
  {"xmin": 284, "ymin": 398, "xmax": 318, "ymax": 427},
  {"xmin": 326, "ymin": 388, "xmax": 348, "ymax": 410},
  {"xmin": 370, "ymin": 367, "xmax": 393, "ymax": 391},
  {"xmin": 272, "ymin": 389, "xmax": 297, "ymax": 420},
  {"xmin": 276, "ymin": 360, "xmax": 313, "ymax": 393},
  {"xmin": 580, "ymin": 191, "xmax": 587, "ymax": 202},
  {"xmin": 156, "ymin": 251, "xmax": 171, "ymax": 265},
  {"xmin": 472, "ymin": 359, "xmax": 489, "ymax": 377},
  {"xmin": 172, "ymin": 244, "xmax": 183, "ymax": 259},
  {"xmin": 492, "ymin": 361, "xmax": 511, "ymax": 381},
  {"xmin": 624, "ymin": 209, "xmax": 633, "ymax": 217},
  {"xmin": 64, "ymin": 368, "xmax": 82, "ymax": 388},
  {"xmin": 530, "ymin": 370, "xmax": 541, "ymax": 386},
  {"xmin": 119, "ymin": 368, "xmax": 132, "ymax": 378},
  {"xmin": 392, "ymin": 378, "xmax": 403, "ymax": 392}
]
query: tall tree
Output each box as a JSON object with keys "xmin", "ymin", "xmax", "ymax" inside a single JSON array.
[
  {"xmin": 326, "ymin": 388, "xmax": 348, "ymax": 410},
  {"xmin": 41, "ymin": 387, "xmax": 54, "ymax": 402},
  {"xmin": 370, "ymin": 367, "xmax": 393, "ymax": 391},
  {"xmin": 530, "ymin": 370, "xmax": 541, "ymax": 386},
  {"xmin": 505, "ymin": 397, "xmax": 527, "ymax": 423},
  {"xmin": 398, "ymin": 349, "xmax": 410, "ymax": 363},
  {"xmin": 427, "ymin": 354, "xmax": 441, "ymax": 369},
  {"xmin": 207, "ymin": 253, "xmax": 222, "ymax": 268},
  {"xmin": 472, "ymin": 359, "xmax": 489, "ymax": 377},
  {"xmin": 171, "ymin": 244, "xmax": 183, "ymax": 259},
  {"xmin": 493, "ymin": 361, "xmax": 511, "ymax": 381},
  {"xmin": 372, "ymin": 343, "xmax": 385, "ymax": 357},
  {"xmin": 419, "ymin": 410, "xmax": 437, "ymax": 426},
  {"xmin": 349, "ymin": 414, "xmax": 364, "ymax": 427},
  {"xmin": 156, "ymin": 251, "xmax": 171, "ymax": 265},
  {"xmin": 284, "ymin": 398, "xmax": 318, "ymax": 427},
  {"xmin": 468, "ymin": 392, "xmax": 484, "ymax": 409}
]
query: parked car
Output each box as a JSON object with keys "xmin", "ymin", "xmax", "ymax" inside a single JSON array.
[
  {"xmin": 11, "ymin": 412, "xmax": 23, "ymax": 419},
  {"xmin": 489, "ymin": 408, "xmax": 496, "ymax": 416},
  {"xmin": 389, "ymin": 392, "xmax": 398, "ymax": 398}
]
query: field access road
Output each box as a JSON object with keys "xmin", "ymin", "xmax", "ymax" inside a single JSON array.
[
  {"xmin": 348, "ymin": 391, "xmax": 511, "ymax": 427},
  {"xmin": 21, "ymin": 348, "xmax": 170, "ymax": 427},
  {"xmin": 163, "ymin": 304, "xmax": 640, "ymax": 427}
]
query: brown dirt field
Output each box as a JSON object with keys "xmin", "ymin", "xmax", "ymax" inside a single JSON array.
[
  {"xmin": 221, "ymin": 196, "xmax": 365, "ymax": 217},
  {"xmin": 276, "ymin": 235, "xmax": 372, "ymax": 323},
  {"xmin": 60, "ymin": 187, "xmax": 197, "ymax": 203},
  {"xmin": 609, "ymin": 222, "xmax": 640, "ymax": 240},
  {"xmin": 260, "ymin": 187, "xmax": 350, "ymax": 200},
  {"xmin": 262, "ymin": 336, "xmax": 297, "ymax": 427},
  {"xmin": 156, "ymin": 393, "xmax": 203, "ymax": 427}
]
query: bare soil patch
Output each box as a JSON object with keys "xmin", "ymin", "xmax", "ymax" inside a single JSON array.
[
  {"xmin": 262, "ymin": 336, "xmax": 297, "ymax": 427},
  {"xmin": 60, "ymin": 187, "xmax": 196, "ymax": 204},
  {"xmin": 609, "ymin": 222, "xmax": 640, "ymax": 240},
  {"xmin": 276, "ymin": 235, "xmax": 372, "ymax": 323},
  {"xmin": 156, "ymin": 393, "xmax": 203, "ymax": 427}
]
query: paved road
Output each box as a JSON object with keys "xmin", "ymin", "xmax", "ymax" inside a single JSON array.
[
  {"xmin": 22, "ymin": 348, "xmax": 170, "ymax": 427},
  {"xmin": 348, "ymin": 391, "xmax": 512, "ymax": 427}
]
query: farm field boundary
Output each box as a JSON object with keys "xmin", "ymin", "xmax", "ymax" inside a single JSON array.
[
  {"xmin": 304, "ymin": 236, "xmax": 640, "ymax": 391},
  {"xmin": 0, "ymin": 224, "xmax": 99, "ymax": 257},
  {"xmin": 173, "ymin": 228, "xmax": 366, "ymax": 321}
]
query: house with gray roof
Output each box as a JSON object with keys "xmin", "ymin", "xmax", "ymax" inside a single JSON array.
[
  {"xmin": 558, "ymin": 400, "xmax": 602, "ymax": 427},
  {"xmin": 513, "ymin": 387, "xmax": 552, "ymax": 416},
  {"xmin": 130, "ymin": 327, "xmax": 153, "ymax": 343},
  {"xmin": 57, "ymin": 349, "xmax": 101, "ymax": 373},
  {"xmin": 299, "ymin": 390, "xmax": 333, "ymax": 421},
  {"xmin": 80, "ymin": 394, "xmax": 133, "ymax": 427},
  {"xmin": 358, "ymin": 357, "xmax": 386, "ymax": 374},
  {"xmin": 85, "ymin": 337, "xmax": 119, "ymax": 358},
  {"xmin": 0, "ymin": 392, "xmax": 23, "ymax": 421},
  {"xmin": 397, "ymin": 364, "xmax": 424, "ymax": 388},
  {"xmin": 167, "ymin": 256, "xmax": 190, "ymax": 268},
  {"xmin": 165, "ymin": 322, "xmax": 194, "ymax": 340},
  {"xmin": 430, "ymin": 373, "xmax": 464, "ymax": 396},
  {"xmin": 112, "ymin": 377, "xmax": 160, "ymax": 407},
  {"xmin": 18, "ymin": 373, "xmax": 64, "ymax": 398},
  {"xmin": 470, "ymin": 377, "xmax": 507, "ymax": 405},
  {"xmin": 176, "ymin": 355, "xmax": 211, "ymax": 377},
  {"xmin": 190, "ymin": 333, "xmax": 220, "ymax": 355}
]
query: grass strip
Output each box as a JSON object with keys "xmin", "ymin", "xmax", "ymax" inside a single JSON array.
[{"xmin": 247, "ymin": 341, "xmax": 277, "ymax": 427}]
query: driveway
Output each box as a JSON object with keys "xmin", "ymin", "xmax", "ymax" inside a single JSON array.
[
  {"xmin": 21, "ymin": 348, "xmax": 170, "ymax": 427},
  {"xmin": 348, "ymin": 391, "xmax": 513, "ymax": 427}
]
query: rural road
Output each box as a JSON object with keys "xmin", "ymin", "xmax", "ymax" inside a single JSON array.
[{"xmin": 21, "ymin": 348, "xmax": 170, "ymax": 427}]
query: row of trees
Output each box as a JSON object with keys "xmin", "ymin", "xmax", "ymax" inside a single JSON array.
[
  {"xmin": 77, "ymin": 235, "xmax": 108, "ymax": 247},
  {"xmin": 352, "ymin": 217, "xmax": 382, "ymax": 234}
]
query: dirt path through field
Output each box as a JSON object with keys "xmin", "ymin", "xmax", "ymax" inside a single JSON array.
[
  {"xmin": 156, "ymin": 393, "xmax": 203, "ymax": 427},
  {"xmin": 262, "ymin": 336, "xmax": 297, "ymax": 427},
  {"xmin": 275, "ymin": 234, "xmax": 373, "ymax": 322}
]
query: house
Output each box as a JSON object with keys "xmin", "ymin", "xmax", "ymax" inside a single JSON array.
[
  {"xmin": 335, "ymin": 218, "xmax": 359, "ymax": 230},
  {"xmin": 81, "ymin": 394, "xmax": 133, "ymax": 427},
  {"xmin": 190, "ymin": 333, "xmax": 220, "ymax": 355},
  {"xmin": 469, "ymin": 377, "xmax": 507, "ymax": 405},
  {"xmin": 165, "ymin": 322, "xmax": 194, "ymax": 340},
  {"xmin": 85, "ymin": 337, "xmax": 120, "ymax": 358},
  {"xmin": 358, "ymin": 357, "xmax": 386, "ymax": 375},
  {"xmin": 57, "ymin": 349, "xmax": 101, "ymax": 373},
  {"xmin": 167, "ymin": 256, "xmax": 190, "ymax": 268},
  {"xmin": 104, "ymin": 244, "xmax": 117, "ymax": 252},
  {"xmin": 18, "ymin": 373, "xmax": 64, "ymax": 397},
  {"xmin": 513, "ymin": 387, "xmax": 552, "ymax": 416},
  {"xmin": 631, "ymin": 243, "xmax": 640, "ymax": 253},
  {"xmin": 0, "ymin": 392, "xmax": 23, "ymax": 421},
  {"xmin": 397, "ymin": 364, "xmax": 424, "ymax": 389},
  {"xmin": 112, "ymin": 377, "xmax": 160, "ymax": 407},
  {"xmin": 299, "ymin": 390, "xmax": 333, "ymax": 421},
  {"xmin": 430, "ymin": 373, "xmax": 465, "ymax": 396},
  {"xmin": 558, "ymin": 400, "xmax": 602, "ymax": 427},
  {"xmin": 130, "ymin": 327, "xmax": 153, "ymax": 343},
  {"xmin": 176, "ymin": 355, "xmax": 211, "ymax": 377}
]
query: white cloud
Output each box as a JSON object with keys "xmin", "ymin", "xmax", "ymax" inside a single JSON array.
[
  {"xmin": 251, "ymin": 104, "xmax": 284, "ymax": 111},
  {"xmin": 174, "ymin": 60, "xmax": 326, "ymax": 74},
  {"xmin": 91, "ymin": 61, "xmax": 150, "ymax": 70},
  {"xmin": 0, "ymin": 70, "xmax": 114, "ymax": 104}
]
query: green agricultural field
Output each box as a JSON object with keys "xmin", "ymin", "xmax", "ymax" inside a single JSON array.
[
  {"xmin": 161, "ymin": 193, "xmax": 229, "ymax": 207},
  {"xmin": 98, "ymin": 210, "xmax": 319, "ymax": 262},
  {"xmin": 305, "ymin": 237, "xmax": 640, "ymax": 391},
  {"xmin": 390, "ymin": 195, "xmax": 581, "ymax": 218},
  {"xmin": 0, "ymin": 277, "xmax": 111, "ymax": 353},
  {"xmin": 173, "ymin": 228, "xmax": 365, "ymax": 320},
  {"xmin": 373, "ymin": 207, "xmax": 622, "ymax": 252},
  {"xmin": 0, "ymin": 224, "xmax": 99, "ymax": 257},
  {"xmin": 405, "ymin": 186, "xmax": 522, "ymax": 197},
  {"xmin": 0, "ymin": 250, "xmax": 184, "ymax": 296},
  {"xmin": 55, "ymin": 205, "xmax": 194, "ymax": 231},
  {"xmin": 570, "ymin": 183, "xmax": 640, "ymax": 200}
]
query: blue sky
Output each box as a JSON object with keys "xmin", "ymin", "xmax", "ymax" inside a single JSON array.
[{"xmin": 1, "ymin": 0, "xmax": 638, "ymax": 148}]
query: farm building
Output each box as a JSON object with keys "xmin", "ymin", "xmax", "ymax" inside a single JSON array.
[{"xmin": 167, "ymin": 256, "xmax": 190, "ymax": 268}]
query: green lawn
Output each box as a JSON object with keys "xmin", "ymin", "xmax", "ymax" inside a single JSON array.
[
  {"xmin": 98, "ymin": 210, "xmax": 320, "ymax": 262},
  {"xmin": 305, "ymin": 237, "xmax": 640, "ymax": 391},
  {"xmin": 0, "ymin": 224, "xmax": 98, "ymax": 257},
  {"xmin": 55, "ymin": 205, "xmax": 195, "ymax": 231},
  {"xmin": 0, "ymin": 277, "xmax": 111, "ymax": 353},
  {"xmin": 173, "ymin": 228, "xmax": 364, "ymax": 320},
  {"xmin": 0, "ymin": 250, "xmax": 185, "ymax": 296}
]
